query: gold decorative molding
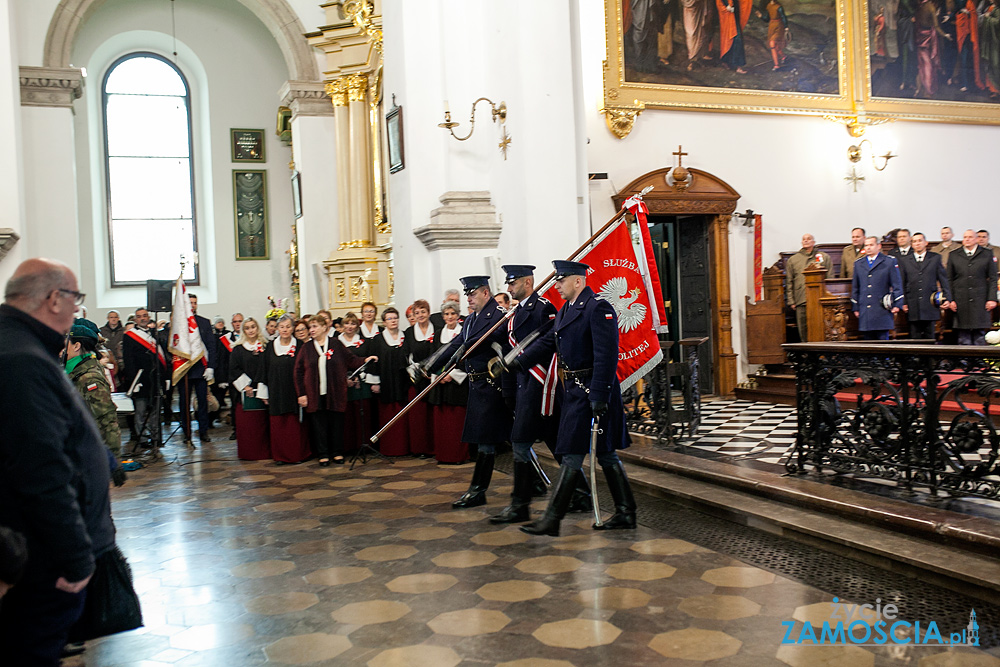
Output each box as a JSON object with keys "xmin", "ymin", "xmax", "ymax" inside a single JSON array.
[
  {"xmin": 326, "ymin": 78, "xmax": 349, "ymax": 107},
  {"xmin": 343, "ymin": 0, "xmax": 383, "ymax": 56},
  {"xmin": 346, "ymin": 73, "xmax": 368, "ymax": 103},
  {"xmin": 338, "ymin": 239, "xmax": 373, "ymax": 250},
  {"xmin": 602, "ymin": 106, "xmax": 642, "ymax": 140},
  {"xmin": 335, "ymin": 278, "xmax": 347, "ymax": 303}
]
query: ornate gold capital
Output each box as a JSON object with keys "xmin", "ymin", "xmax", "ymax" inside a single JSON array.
[
  {"xmin": 602, "ymin": 106, "xmax": 643, "ymax": 139},
  {"xmin": 325, "ymin": 78, "xmax": 348, "ymax": 107},
  {"xmin": 346, "ymin": 74, "xmax": 368, "ymax": 103},
  {"xmin": 344, "ymin": 0, "xmax": 383, "ymax": 56}
]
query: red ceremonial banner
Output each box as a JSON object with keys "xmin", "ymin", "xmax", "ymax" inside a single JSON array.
[{"xmin": 543, "ymin": 217, "xmax": 664, "ymax": 391}]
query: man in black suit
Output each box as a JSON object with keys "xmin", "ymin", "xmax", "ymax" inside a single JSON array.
[
  {"xmin": 899, "ymin": 232, "xmax": 951, "ymax": 340},
  {"xmin": 180, "ymin": 293, "xmax": 217, "ymax": 443},
  {"xmin": 947, "ymin": 229, "xmax": 999, "ymax": 345},
  {"xmin": 889, "ymin": 228, "xmax": 913, "ymax": 260}
]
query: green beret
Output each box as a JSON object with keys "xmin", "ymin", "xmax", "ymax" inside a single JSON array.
[{"xmin": 69, "ymin": 318, "xmax": 100, "ymax": 342}]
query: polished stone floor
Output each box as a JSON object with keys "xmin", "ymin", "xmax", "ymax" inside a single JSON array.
[{"xmin": 70, "ymin": 433, "xmax": 1000, "ymax": 666}]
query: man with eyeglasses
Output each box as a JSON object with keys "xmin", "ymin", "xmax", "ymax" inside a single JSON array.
[{"xmin": 0, "ymin": 258, "xmax": 116, "ymax": 664}]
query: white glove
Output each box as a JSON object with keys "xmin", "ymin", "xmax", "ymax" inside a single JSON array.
[
  {"xmin": 218, "ymin": 382, "xmax": 229, "ymax": 389},
  {"xmin": 204, "ymin": 368, "xmax": 214, "ymax": 382}
]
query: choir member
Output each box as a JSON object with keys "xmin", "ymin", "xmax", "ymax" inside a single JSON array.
[
  {"xmin": 359, "ymin": 302, "xmax": 381, "ymax": 339},
  {"xmin": 404, "ymin": 305, "xmax": 416, "ymax": 330},
  {"xmin": 369, "ymin": 307, "xmax": 410, "ymax": 456},
  {"xmin": 295, "ymin": 314, "xmax": 373, "ymax": 465},
  {"xmin": 339, "ymin": 312, "xmax": 377, "ymax": 453},
  {"xmin": 263, "ymin": 315, "xmax": 311, "ymax": 464},
  {"xmin": 293, "ymin": 318, "xmax": 311, "ymax": 344},
  {"xmin": 428, "ymin": 300, "xmax": 470, "ymax": 464},
  {"xmin": 229, "ymin": 317, "xmax": 270, "ymax": 460},
  {"xmin": 402, "ymin": 300, "xmax": 438, "ymax": 458}
]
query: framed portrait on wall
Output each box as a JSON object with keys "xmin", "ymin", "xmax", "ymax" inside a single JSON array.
[
  {"xmin": 291, "ymin": 170, "xmax": 303, "ymax": 219},
  {"xmin": 386, "ymin": 103, "xmax": 405, "ymax": 173},
  {"xmin": 233, "ymin": 170, "xmax": 269, "ymax": 260},
  {"xmin": 231, "ymin": 128, "xmax": 266, "ymax": 162}
]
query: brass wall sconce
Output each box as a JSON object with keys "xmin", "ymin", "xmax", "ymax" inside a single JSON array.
[
  {"xmin": 847, "ymin": 139, "xmax": 897, "ymax": 172},
  {"xmin": 439, "ymin": 98, "xmax": 511, "ymax": 159},
  {"xmin": 825, "ymin": 112, "xmax": 891, "ymax": 137}
]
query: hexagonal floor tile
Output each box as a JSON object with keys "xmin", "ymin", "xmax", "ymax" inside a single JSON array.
[
  {"xmin": 245, "ymin": 591, "xmax": 318, "ymax": 615},
  {"xmin": 776, "ymin": 643, "xmax": 875, "ymax": 667},
  {"xmin": 367, "ymin": 645, "xmax": 461, "ymax": 667},
  {"xmin": 629, "ymin": 538, "xmax": 698, "ymax": 556},
  {"xmin": 432, "ymin": 550, "xmax": 497, "ymax": 568},
  {"xmin": 678, "ymin": 594, "xmax": 762, "ymax": 620},
  {"xmin": 330, "ymin": 522, "xmax": 387, "ymax": 536},
  {"xmin": 496, "ymin": 660, "xmax": 576, "ymax": 667},
  {"xmin": 532, "ymin": 619, "xmax": 621, "ymax": 649},
  {"xmin": 398, "ymin": 526, "xmax": 455, "ymax": 541},
  {"xmin": 701, "ymin": 566, "xmax": 775, "ymax": 588},
  {"xmin": 264, "ymin": 633, "xmax": 351, "ymax": 664},
  {"xmin": 385, "ymin": 573, "xmax": 458, "ymax": 594},
  {"xmin": 331, "ymin": 600, "xmax": 410, "ymax": 625},
  {"xmin": 605, "ymin": 561, "xmax": 677, "ymax": 581},
  {"xmin": 515, "ymin": 556, "xmax": 584, "ymax": 575},
  {"xmin": 355, "ymin": 545, "xmax": 418, "ymax": 562},
  {"xmin": 304, "ymin": 566, "xmax": 373, "ymax": 586},
  {"xmin": 477, "ymin": 580, "xmax": 552, "ymax": 602},
  {"xmin": 576, "ymin": 587, "xmax": 651, "ymax": 610},
  {"xmin": 230, "ymin": 559, "xmax": 295, "ymax": 578},
  {"xmin": 472, "ymin": 530, "xmax": 529, "ymax": 546},
  {"xmin": 427, "ymin": 608, "xmax": 510, "ymax": 636},
  {"xmin": 649, "ymin": 628, "xmax": 742, "ymax": 661}
]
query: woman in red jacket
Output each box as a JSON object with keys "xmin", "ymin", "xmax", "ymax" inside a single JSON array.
[{"xmin": 294, "ymin": 314, "xmax": 375, "ymax": 465}]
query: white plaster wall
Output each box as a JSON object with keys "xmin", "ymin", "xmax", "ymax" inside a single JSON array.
[
  {"xmin": 0, "ymin": 0, "xmax": 25, "ymax": 287},
  {"xmin": 577, "ymin": 0, "xmax": 1000, "ymax": 382},
  {"xmin": 383, "ymin": 0, "xmax": 584, "ymax": 310},
  {"xmin": 69, "ymin": 0, "xmax": 295, "ymax": 324}
]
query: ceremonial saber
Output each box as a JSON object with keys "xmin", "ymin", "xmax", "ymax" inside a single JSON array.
[
  {"xmin": 589, "ymin": 416, "xmax": 604, "ymax": 528},
  {"xmin": 527, "ymin": 448, "xmax": 550, "ymax": 486},
  {"xmin": 370, "ymin": 206, "xmax": 633, "ymax": 445}
]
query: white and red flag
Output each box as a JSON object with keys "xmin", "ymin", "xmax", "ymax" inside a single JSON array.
[
  {"xmin": 543, "ymin": 212, "xmax": 665, "ymax": 391},
  {"xmin": 167, "ymin": 274, "xmax": 207, "ymax": 385}
]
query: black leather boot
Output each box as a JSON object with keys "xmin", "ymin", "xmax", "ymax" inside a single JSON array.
[
  {"xmin": 593, "ymin": 460, "xmax": 637, "ymax": 530},
  {"xmin": 567, "ymin": 473, "xmax": 593, "ymax": 513},
  {"xmin": 452, "ymin": 452, "xmax": 495, "ymax": 508},
  {"xmin": 521, "ymin": 466, "xmax": 579, "ymax": 536},
  {"xmin": 490, "ymin": 461, "xmax": 533, "ymax": 524}
]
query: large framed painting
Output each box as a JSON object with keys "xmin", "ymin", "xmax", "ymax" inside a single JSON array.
[
  {"xmin": 604, "ymin": 0, "xmax": 854, "ymax": 131},
  {"xmin": 233, "ymin": 170, "xmax": 269, "ymax": 260},
  {"xmin": 858, "ymin": 0, "xmax": 1000, "ymax": 123}
]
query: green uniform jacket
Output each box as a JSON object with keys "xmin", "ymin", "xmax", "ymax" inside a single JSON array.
[
  {"xmin": 68, "ymin": 356, "xmax": 121, "ymax": 456},
  {"xmin": 785, "ymin": 248, "xmax": 834, "ymax": 307}
]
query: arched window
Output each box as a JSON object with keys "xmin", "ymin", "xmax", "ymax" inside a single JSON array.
[{"xmin": 103, "ymin": 53, "xmax": 197, "ymax": 286}]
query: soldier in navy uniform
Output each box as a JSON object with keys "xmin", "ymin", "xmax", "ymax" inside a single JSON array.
[
  {"xmin": 489, "ymin": 265, "xmax": 560, "ymax": 524},
  {"xmin": 513, "ymin": 260, "xmax": 635, "ymax": 536},
  {"xmin": 433, "ymin": 276, "xmax": 514, "ymax": 508},
  {"xmin": 851, "ymin": 236, "xmax": 903, "ymax": 340},
  {"xmin": 899, "ymin": 232, "xmax": 951, "ymax": 340}
]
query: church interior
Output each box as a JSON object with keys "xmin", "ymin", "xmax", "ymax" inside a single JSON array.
[{"xmin": 3, "ymin": 0, "xmax": 1000, "ymax": 664}]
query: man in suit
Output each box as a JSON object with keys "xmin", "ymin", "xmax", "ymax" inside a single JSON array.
[
  {"xmin": 889, "ymin": 228, "xmax": 913, "ymax": 259},
  {"xmin": 785, "ymin": 233, "xmax": 834, "ymax": 341},
  {"xmin": 180, "ymin": 293, "xmax": 217, "ymax": 444},
  {"xmin": 899, "ymin": 232, "xmax": 951, "ymax": 340},
  {"xmin": 434, "ymin": 276, "xmax": 513, "ymax": 509},
  {"xmin": 841, "ymin": 227, "xmax": 866, "ymax": 279},
  {"xmin": 489, "ymin": 265, "xmax": 569, "ymax": 525},
  {"xmin": 948, "ymin": 229, "xmax": 999, "ymax": 345},
  {"xmin": 514, "ymin": 260, "xmax": 634, "ymax": 537},
  {"xmin": 122, "ymin": 308, "xmax": 167, "ymax": 448},
  {"xmin": 852, "ymin": 236, "xmax": 903, "ymax": 340}
]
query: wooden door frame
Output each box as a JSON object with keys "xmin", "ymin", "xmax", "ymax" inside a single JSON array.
[{"xmin": 613, "ymin": 167, "xmax": 739, "ymax": 396}]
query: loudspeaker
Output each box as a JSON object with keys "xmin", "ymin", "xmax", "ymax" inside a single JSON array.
[{"xmin": 146, "ymin": 280, "xmax": 173, "ymax": 312}]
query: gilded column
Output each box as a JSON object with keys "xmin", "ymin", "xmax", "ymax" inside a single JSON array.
[
  {"xmin": 326, "ymin": 77, "xmax": 352, "ymax": 245},
  {"xmin": 347, "ymin": 73, "xmax": 373, "ymax": 247}
]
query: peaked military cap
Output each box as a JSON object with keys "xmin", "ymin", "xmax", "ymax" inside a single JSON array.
[
  {"xmin": 552, "ymin": 260, "xmax": 590, "ymax": 280},
  {"xmin": 501, "ymin": 264, "xmax": 535, "ymax": 284},
  {"xmin": 459, "ymin": 275, "xmax": 491, "ymax": 294}
]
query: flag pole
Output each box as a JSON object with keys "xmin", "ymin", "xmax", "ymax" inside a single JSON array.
[{"xmin": 370, "ymin": 206, "xmax": 632, "ymax": 444}]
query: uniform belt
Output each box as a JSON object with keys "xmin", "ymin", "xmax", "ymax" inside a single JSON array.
[
  {"xmin": 468, "ymin": 371, "xmax": 491, "ymax": 382},
  {"xmin": 557, "ymin": 368, "xmax": 592, "ymax": 381}
]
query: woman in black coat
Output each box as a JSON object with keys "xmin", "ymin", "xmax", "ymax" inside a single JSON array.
[
  {"xmin": 369, "ymin": 307, "xmax": 409, "ymax": 456},
  {"xmin": 229, "ymin": 317, "xmax": 270, "ymax": 460},
  {"xmin": 402, "ymin": 299, "xmax": 438, "ymax": 457},
  {"xmin": 263, "ymin": 315, "xmax": 310, "ymax": 464},
  {"xmin": 427, "ymin": 300, "xmax": 469, "ymax": 463}
]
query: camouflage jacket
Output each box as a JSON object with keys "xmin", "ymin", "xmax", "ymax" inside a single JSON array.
[{"xmin": 68, "ymin": 355, "xmax": 121, "ymax": 456}]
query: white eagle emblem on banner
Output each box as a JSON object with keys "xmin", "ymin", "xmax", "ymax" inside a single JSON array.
[{"xmin": 598, "ymin": 277, "xmax": 647, "ymax": 332}]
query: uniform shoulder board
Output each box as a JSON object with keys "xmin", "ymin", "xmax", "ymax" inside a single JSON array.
[
  {"xmin": 87, "ymin": 383, "xmax": 98, "ymax": 391},
  {"xmin": 538, "ymin": 295, "xmax": 550, "ymax": 305}
]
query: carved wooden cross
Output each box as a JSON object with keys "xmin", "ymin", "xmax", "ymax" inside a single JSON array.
[
  {"xmin": 672, "ymin": 145, "xmax": 688, "ymax": 168},
  {"xmin": 844, "ymin": 167, "xmax": 865, "ymax": 193}
]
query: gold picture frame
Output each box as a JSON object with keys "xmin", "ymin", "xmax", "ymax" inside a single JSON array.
[
  {"xmin": 603, "ymin": 0, "xmax": 855, "ymax": 137},
  {"xmin": 857, "ymin": 0, "xmax": 1000, "ymax": 124},
  {"xmin": 233, "ymin": 170, "xmax": 269, "ymax": 260}
]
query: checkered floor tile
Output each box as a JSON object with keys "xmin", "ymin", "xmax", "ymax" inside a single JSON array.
[{"xmin": 682, "ymin": 400, "xmax": 798, "ymax": 466}]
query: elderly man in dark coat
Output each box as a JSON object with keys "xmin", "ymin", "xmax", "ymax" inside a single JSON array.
[
  {"xmin": 0, "ymin": 258, "xmax": 116, "ymax": 666},
  {"xmin": 852, "ymin": 236, "xmax": 903, "ymax": 340},
  {"xmin": 899, "ymin": 232, "xmax": 951, "ymax": 340},
  {"xmin": 433, "ymin": 275, "xmax": 514, "ymax": 509},
  {"xmin": 514, "ymin": 260, "xmax": 635, "ymax": 537},
  {"xmin": 947, "ymin": 229, "xmax": 999, "ymax": 345}
]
